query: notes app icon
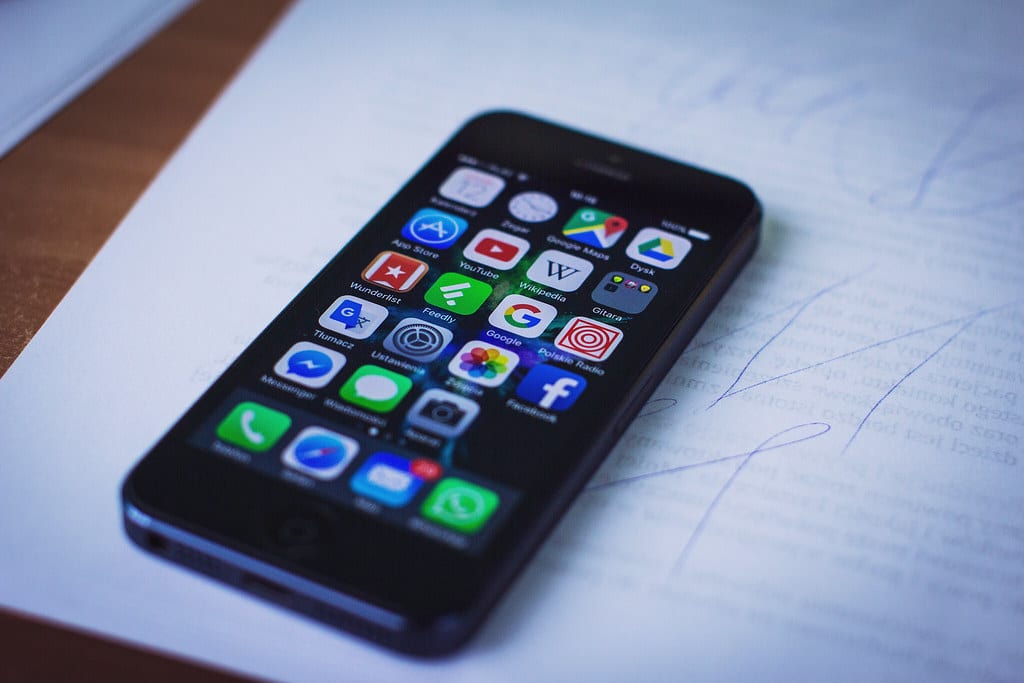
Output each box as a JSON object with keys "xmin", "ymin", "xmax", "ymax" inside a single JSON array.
[{"xmin": 562, "ymin": 207, "xmax": 628, "ymax": 249}]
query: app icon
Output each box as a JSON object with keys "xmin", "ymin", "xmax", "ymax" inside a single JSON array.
[
  {"xmin": 319, "ymin": 295, "xmax": 388, "ymax": 339},
  {"xmin": 383, "ymin": 317, "xmax": 453, "ymax": 362},
  {"xmin": 487, "ymin": 294, "xmax": 557, "ymax": 338},
  {"xmin": 406, "ymin": 388, "xmax": 480, "ymax": 437},
  {"xmin": 216, "ymin": 402, "xmax": 291, "ymax": 453},
  {"xmin": 508, "ymin": 191, "xmax": 558, "ymax": 223},
  {"xmin": 281, "ymin": 426, "xmax": 358, "ymax": 480},
  {"xmin": 400, "ymin": 208, "xmax": 468, "ymax": 249},
  {"xmin": 515, "ymin": 365, "xmax": 588, "ymax": 411},
  {"xmin": 525, "ymin": 249, "xmax": 593, "ymax": 292},
  {"xmin": 421, "ymin": 478, "xmax": 499, "ymax": 533},
  {"xmin": 591, "ymin": 271, "xmax": 659, "ymax": 314},
  {"xmin": 273, "ymin": 341, "xmax": 347, "ymax": 389},
  {"xmin": 554, "ymin": 316, "xmax": 624, "ymax": 361},
  {"xmin": 463, "ymin": 228, "xmax": 530, "ymax": 270},
  {"xmin": 339, "ymin": 365, "xmax": 413, "ymax": 413},
  {"xmin": 448, "ymin": 341, "xmax": 520, "ymax": 387},
  {"xmin": 350, "ymin": 452, "xmax": 439, "ymax": 507},
  {"xmin": 625, "ymin": 227, "xmax": 692, "ymax": 269},
  {"xmin": 438, "ymin": 167, "xmax": 506, "ymax": 208},
  {"xmin": 562, "ymin": 207, "xmax": 628, "ymax": 249},
  {"xmin": 361, "ymin": 251, "xmax": 429, "ymax": 292},
  {"xmin": 424, "ymin": 272, "xmax": 493, "ymax": 315}
]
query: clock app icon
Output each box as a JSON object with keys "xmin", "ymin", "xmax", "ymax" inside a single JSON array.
[{"xmin": 508, "ymin": 191, "xmax": 558, "ymax": 223}]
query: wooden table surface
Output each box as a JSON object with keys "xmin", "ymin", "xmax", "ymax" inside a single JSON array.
[{"xmin": 0, "ymin": 1, "xmax": 289, "ymax": 680}]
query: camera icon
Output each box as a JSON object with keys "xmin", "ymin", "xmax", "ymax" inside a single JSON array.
[
  {"xmin": 420, "ymin": 399, "xmax": 465, "ymax": 426},
  {"xmin": 406, "ymin": 389, "xmax": 480, "ymax": 438}
]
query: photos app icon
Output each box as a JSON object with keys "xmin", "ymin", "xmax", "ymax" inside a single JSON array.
[{"xmin": 448, "ymin": 341, "xmax": 520, "ymax": 387}]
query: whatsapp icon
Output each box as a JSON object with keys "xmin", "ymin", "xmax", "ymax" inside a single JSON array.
[{"xmin": 421, "ymin": 478, "xmax": 499, "ymax": 533}]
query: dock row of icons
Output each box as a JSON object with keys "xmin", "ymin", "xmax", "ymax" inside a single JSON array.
[{"xmin": 216, "ymin": 402, "xmax": 499, "ymax": 533}]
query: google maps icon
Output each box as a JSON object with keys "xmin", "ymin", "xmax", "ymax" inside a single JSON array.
[{"xmin": 562, "ymin": 207, "xmax": 629, "ymax": 249}]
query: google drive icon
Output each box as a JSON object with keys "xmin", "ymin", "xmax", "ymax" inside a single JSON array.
[{"xmin": 626, "ymin": 227, "xmax": 692, "ymax": 270}]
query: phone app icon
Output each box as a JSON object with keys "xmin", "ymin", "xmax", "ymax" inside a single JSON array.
[
  {"xmin": 448, "ymin": 341, "xmax": 520, "ymax": 387},
  {"xmin": 361, "ymin": 251, "xmax": 429, "ymax": 292},
  {"xmin": 383, "ymin": 317, "xmax": 453, "ymax": 362},
  {"xmin": 319, "ymin": 295, "xmax": 388, "ymax": 339},
  {"xmin": 438, "ymin": 166, "xmax": 506, "ymax": 208},
  {"xmin": 273, "ymin": 341, "xmax": 347, "ymax": 389},
  {"xmin": 350, "ymin": 452, "xmax": 440, "ymax": 507},
  {"xmin": 406, "ymin": 388, "xmax": 480, "ymax": 438},
  {"xmin": 625, "ymin": 227, "xmax": 692, "ymax": 269},
  {"xmin": 281, "ymin": 426, "xmax": 359, "ymax": 480},
  {"xmin": 339, "ymin": 365, "xmax": 413, "ymax": 413},
  {"xmin": 216, "ymin": 402, "xmax": 291, "ymax": 453},
  {"xmin": 525, "ymin": 249, "xmax": 593, "ymax": 292},
  {"xmin": 554, "ymin": 316, "xmax": 624, "ymax": 361},
  {"xmin": 421, "ymin": 478, "xmax": 499, "ymax": 534},
  {"xmin": 400, "ymin": 208, "xmax": 468, "ymax": 250},
  {"xmin": 463, "ymin": 228, "xmax": 530, "ymax": 270},
  {"xmin": 515, "ymin": 365, "xmax": 587, "ymax": 411},
  {"xmin": 562, "ymin": 207, "xmax": 628, "ymax": 249},
  {"xmin": 424, "ymin": 272, "xmax": 493, "ymax": 315},
  {"xmin": 591, "ymin": 272, "xmax": 659, "ymax": 314},
  {"xmin": 487, "ymin": 294, "xmax": 557, "ymax": 338}
]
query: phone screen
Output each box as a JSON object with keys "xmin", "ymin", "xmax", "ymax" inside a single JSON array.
[{"xmin": 127, "ymin": 112, "xmax": 758, "ymax": 626}]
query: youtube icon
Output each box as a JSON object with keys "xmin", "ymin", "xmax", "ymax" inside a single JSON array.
[
  {"xmin": 476, "ymin": 238, "xmax": 518, "ymax": 261},
  {"xmin": 463, "ymin": 228, "xmax": 530, "ymax": 271}
]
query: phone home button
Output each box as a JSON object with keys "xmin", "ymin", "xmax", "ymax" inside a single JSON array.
[
  {"xmin": 264, "ymin": 504, "xmax": 334, "ymax": 558},
  {"xmin": 275, "ymin": 515, "xmax": 321, "ymax": 546}
]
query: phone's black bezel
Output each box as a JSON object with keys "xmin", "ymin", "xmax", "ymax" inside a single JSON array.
[{"xmin": 122, "ymin": 110, "xmax": 761, "ymax": 655}]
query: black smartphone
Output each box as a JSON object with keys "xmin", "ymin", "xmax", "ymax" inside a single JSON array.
[{"xmin": 122, "ymin": 111, "xmax": 761, "ymax": 656}]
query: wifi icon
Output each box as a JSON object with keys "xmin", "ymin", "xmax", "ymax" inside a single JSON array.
[{"xmin": 425, "ymin": 272, "xmax": 493, "ymax": 315}]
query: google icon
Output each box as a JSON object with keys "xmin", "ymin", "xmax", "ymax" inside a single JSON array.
[{"xmin": 488, "ymin": 294, "xmax": 558, "ymax": 338}]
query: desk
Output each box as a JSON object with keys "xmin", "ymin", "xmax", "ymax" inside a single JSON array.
[{"xmin": 0, "ymin": 1, "xmax": 288, "ymax": 679}]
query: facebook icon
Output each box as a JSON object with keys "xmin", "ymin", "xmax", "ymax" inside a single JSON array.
[{"xmin": 515, "ymin": 365, "xmax": 587, "ymax": 411}]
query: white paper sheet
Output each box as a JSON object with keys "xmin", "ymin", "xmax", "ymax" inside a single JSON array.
[
  {"xmin": 1, "ymin": 1, "xmax": 1022, "ymax": 680},
  {"xmin": 0, "ymin": 0, "xmax": 192, "ymax": 158}
]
